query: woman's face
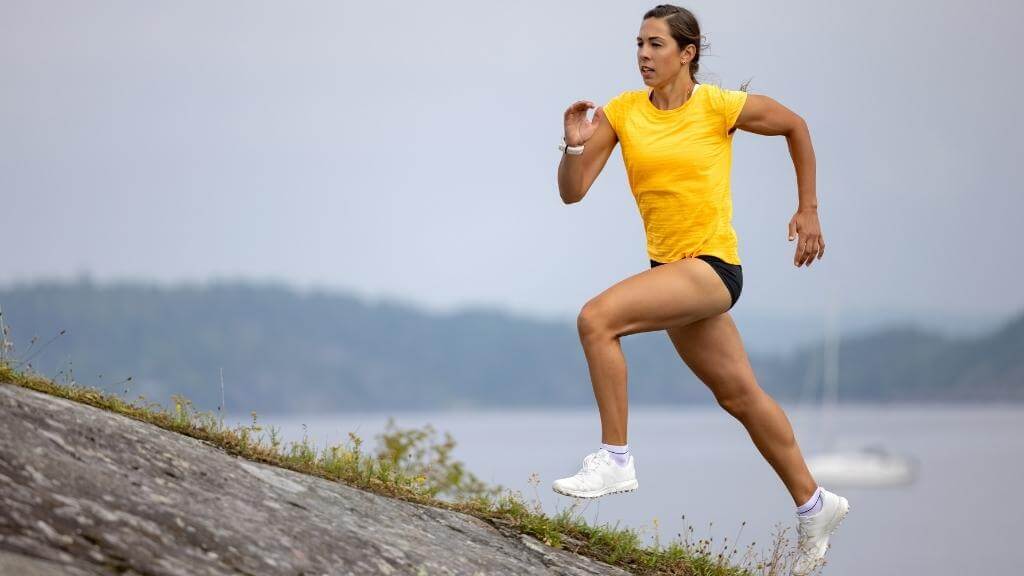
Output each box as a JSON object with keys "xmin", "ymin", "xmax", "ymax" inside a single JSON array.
[{"xmin": 637, "ymin": 17, "xmax": 692, "ymax": 85}]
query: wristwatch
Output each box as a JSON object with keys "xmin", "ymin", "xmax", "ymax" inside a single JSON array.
[{"xmin": 559, "ymin": 136, "xmax": 585, "ymax": 156}]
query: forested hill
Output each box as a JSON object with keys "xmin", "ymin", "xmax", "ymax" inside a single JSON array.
[{"xmin": 1, "ymin": 279, "xmax": 1021, "ymax": 414}]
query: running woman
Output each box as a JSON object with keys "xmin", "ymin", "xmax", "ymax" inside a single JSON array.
[{"xmin": 552, "ymin": 5, "xmax": 849, "ymax": 574}]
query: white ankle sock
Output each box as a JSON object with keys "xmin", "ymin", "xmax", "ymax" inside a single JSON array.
[
  {"xmin": 601, "ymin": 443, "xmax": 630, "ymax": 467},
  {"xmin": 797, "ymin": 486, "xmax": 824, "ymax": 517}
]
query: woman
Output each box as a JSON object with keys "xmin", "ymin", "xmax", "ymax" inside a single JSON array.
[{"xmin": 551, "ymin": 5, "xmax": 849, "ymax": 574}]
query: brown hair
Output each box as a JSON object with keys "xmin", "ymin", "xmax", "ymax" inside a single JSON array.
[{"xmin": 643, "ymin": 4, "xmax": 751, "ymax": 92}]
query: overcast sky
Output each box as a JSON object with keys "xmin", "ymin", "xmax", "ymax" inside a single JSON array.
[{"xmin": 2, "ymin": 0, "xmax": 1021, "ymax": 326}]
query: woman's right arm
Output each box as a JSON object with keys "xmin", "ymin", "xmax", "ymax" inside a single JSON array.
[{"xmin": 557, "ymin": 102, "xmax": 618, "ymax": 204}]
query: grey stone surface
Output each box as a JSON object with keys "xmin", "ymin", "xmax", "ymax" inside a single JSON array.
[
  {"xmin": 0, "ymin": 548, "xmax": 107, "ymax": 575},
  {"xmin": 0, "ymin": 383, "xmax": 633, "ymax": 576}
]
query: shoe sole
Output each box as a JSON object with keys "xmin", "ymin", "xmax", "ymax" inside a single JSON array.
[
  {"xmin": 552, "ymin": 478, "xmax": 638, "ymax": 499},
  {"xmin": 791, "ymin": 497, "xmax": 851, "ymax": 576}
]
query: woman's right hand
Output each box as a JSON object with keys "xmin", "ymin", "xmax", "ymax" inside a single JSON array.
[{"xmin": 564, "ymin": 101, "xmax": 603, "ymax": 147}]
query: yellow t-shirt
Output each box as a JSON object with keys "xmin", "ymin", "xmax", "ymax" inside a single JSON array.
[{"xmin": 602, "ymin": 82, "xmax": 748, "ymax": 265}]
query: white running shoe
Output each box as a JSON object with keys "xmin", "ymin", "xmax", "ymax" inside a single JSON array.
[
  {"xmin": 790, "ymin": 487, "xmax": 851, "ymax": 575},
  {"xmin": 551, "ymin": 449, "xmax": 638, "ymax": 498}
]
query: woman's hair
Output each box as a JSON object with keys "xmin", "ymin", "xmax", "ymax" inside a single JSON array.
[{"xmin": 643, "ymin": 4, "xmax": 750, "ymax": 91}]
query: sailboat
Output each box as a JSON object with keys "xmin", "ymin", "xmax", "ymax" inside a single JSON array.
[{"xmin": 803, "ymin": 295, "xmax": 918, "ymax": 487}]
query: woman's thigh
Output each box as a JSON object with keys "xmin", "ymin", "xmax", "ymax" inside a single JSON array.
[
  {"xmin": 579, "ymin": 257, "xmax": 732, "ymax": 338},
  {"xmin": 665, "ymin": 312, "xmax": 759, "ymax": 404}
]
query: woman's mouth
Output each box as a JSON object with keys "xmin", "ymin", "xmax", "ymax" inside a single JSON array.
[{"xmin": 641, "ymin": 66, "xmax": 655, "ymax": 75}]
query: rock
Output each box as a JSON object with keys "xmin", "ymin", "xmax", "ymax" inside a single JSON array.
[{"xmin": 0, "ymin": 383, "xmax": 631, "ymax": 575}]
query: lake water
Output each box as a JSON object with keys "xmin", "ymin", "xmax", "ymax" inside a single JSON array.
[{"xmin": 224, "ymin": 403, "xmax": 1024, "ymax": 575}]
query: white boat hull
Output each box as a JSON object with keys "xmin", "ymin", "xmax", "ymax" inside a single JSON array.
[{"xmin": 807, "ymin": 448, "xmax": 918, "ymax": 487}]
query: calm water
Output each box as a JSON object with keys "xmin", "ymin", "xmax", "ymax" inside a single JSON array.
[{"xmin": 225, "ymin": 404, "xmax": 1024, "ymax": 575}]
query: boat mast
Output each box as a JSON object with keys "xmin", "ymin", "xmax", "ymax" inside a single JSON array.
[{"xmin": 821, "ymin": 292, "xmax": 841, "ymax": 452}]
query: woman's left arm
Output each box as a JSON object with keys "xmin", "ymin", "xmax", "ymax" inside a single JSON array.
[{"xmin": 732, "ymin": 94, "xmax": 824, "ymax": 268}]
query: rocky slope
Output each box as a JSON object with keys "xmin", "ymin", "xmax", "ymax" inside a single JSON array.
[{"xmin": 0, "ymin": 382, "xmax": 631, "ymax": 576}]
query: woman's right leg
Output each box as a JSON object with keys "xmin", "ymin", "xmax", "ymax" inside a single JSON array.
[
  {"xmin": 553, "ymin": 257, "xmax": 733, "ymax": 498},
  {"xmin": 577, "ymin": 257, "xmax": 732, "ymax": 445}
]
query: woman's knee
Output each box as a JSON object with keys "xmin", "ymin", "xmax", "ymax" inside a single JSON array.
[
  {"xmin": 713, "ymin": 376, "xmax": 764, "ymax": 418},
  {"xmin": 717, "ymin": 391, "xmax": 757, "ymax": 419},
  {"xmin": 577, "ymin": 299, "xmax": 615, "ymax": 339}
]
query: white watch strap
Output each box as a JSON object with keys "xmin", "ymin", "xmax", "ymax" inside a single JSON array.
[{"xmin": 559, "ymin": 137, "xmax": 585, "ymax": 155}]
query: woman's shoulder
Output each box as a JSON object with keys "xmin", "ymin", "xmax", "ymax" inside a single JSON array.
[
  {"xmin": 697, "ymin": 82, "xmax": 726, "ymax": 104},
  {"xmin": 602, "ymin": 88, "xmax": 646, "ymax": 129},
  {"xmin": 698, "ymin": 82, "xmax": 725, "ymax": 94},
  {"xmin": 606, "ymin": 87, "xmax": 646, "ymax": 105},
  {"xmin": 700, "ymin": 82, "xmax": 748, "ymax": 110}
]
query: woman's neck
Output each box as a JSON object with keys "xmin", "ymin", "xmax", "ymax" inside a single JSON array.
[{"xmin": 648, "ymin": 78, "xmax": 698, "ymax": 110}]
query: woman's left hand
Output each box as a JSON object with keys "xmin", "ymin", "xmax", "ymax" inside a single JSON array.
[{"xmin": 788, "ymin": 208, "xmax": 824, "ymax": 267}]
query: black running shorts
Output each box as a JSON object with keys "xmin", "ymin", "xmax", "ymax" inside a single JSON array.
[{"xmin": 649, "ymin": 255, "xmax": 743, "ymax": 310}]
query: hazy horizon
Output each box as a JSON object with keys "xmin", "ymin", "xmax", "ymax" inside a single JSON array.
[{"xmin": 3, "ymin": 1, "xmax": 1021, "ymax": 322}]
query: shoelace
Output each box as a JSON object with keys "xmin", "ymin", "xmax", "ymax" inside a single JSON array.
[
  {"xmin": 576, "ymin": 452, "xmax": 606, "ymax": 476},
  {"xmin": 795, "ymin": 518, "xmax": 822, "ymax": 553}
]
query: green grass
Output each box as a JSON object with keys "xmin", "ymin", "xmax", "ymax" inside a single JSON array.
[{"xmin": 0, "ymin": 358, "xmax": 809, "ymax": 575}]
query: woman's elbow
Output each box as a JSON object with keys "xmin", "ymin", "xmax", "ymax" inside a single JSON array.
[
  {"xmin": 786, "ymin": 115, "xmax": 808, "ymax": 137},
  {"xmin": 561, "ymin": 192, "xmax": 584, "ymax": 204}
]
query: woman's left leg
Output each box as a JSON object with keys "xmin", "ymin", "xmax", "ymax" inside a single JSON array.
[{"xmin": 665, "ymin": 312, "xmax": 818, "ymax": 506}]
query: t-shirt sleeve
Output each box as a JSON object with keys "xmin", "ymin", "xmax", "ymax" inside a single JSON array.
[
  {"xmin": 601, "ymin": 90, "xmax": 630, "ymax": 138},
  {"xmin": 719, "ymin": 87, "xmax": 749, "ymax": 136}
]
